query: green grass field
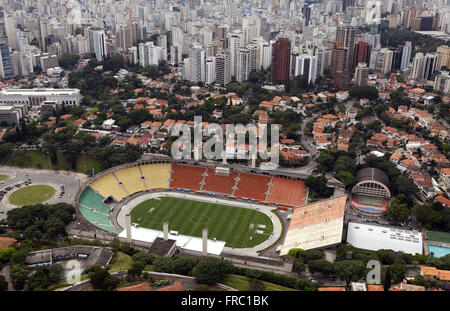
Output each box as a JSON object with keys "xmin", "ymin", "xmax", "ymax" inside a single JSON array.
[
  {"xmin": 130, "ymin": 197, "xmax": 274, "ymax": 248},
  {"xmin": 9, "ymin": 185, "xmax": 56, "ymax": 206},
  {"xmin": 0, "ymin": 174, "xmax": 8, "ymax": 181},
  {"xmin": 7, "ymin": 150, "xmax": 102, "ymax": 175},
  {"xmin": 223, "ymin": 274, "xmax": 297, "ymax": 291}
]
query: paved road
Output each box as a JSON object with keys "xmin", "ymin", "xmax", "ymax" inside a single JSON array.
[{"xmin": 0, "ymin": 166, "xmax": 87, "ymax": 220}]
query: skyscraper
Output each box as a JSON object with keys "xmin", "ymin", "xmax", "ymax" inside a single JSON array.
[
  {"xmin": 271, "ymin": 37, "xmax": 291, "ymax": 84},
  {"xmin": 89, "ymin": 27, "xmax": 107, "ymax": 62},
  {"xmin": 336, "ymin": 24, "xmax": 356, "ymax": 69},
  {"xmin": 330, "ymin": 42, "xmax": 351, "ymax": 89},
  {"xmin": 0, "ymin": 39, "xmax": 14, "ymax": 78},
  {"xmin": 353, "ymin": 41, "xmax": 372, "ymax": 67},
  {"xmin": 423, "ymin": 53, "xmax": 437, "ymax": 81},
  {"xmin": 236, "ymin": 48, "xmax": 251, "ymax": 83},
  {"xmin": 354, "ymin": 62, "xmax": 370, "ymax": 86},
  {"xmin": 215, "ymin": 51, "xmax": 231, "ymax": 86},
  {"xmin": 412, "ymin": 53, "xmax": 425, "ymax": 81},
  {"xmin": 400, "ymin": 41, "xmax": 412, "ymax": 70},
  {"xmin": 294, "ymin": 54, "xmax": 317, "ymax": 85},
  {"xmin": 188, "ymin": 43, "xmax": 205, "ymax": 83}
]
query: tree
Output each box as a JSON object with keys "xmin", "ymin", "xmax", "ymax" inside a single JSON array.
[
  {"xmin": 376, "ymin": 250, "xmax": 396, "ymax": 265},
  {"xmin": 0, "ymin": 275, "xmax": 7, "ymax": 291},
  {"xmin": 350, "ymin": 86, "xmax": 379, "ymax": 100},
  {"xmin": 333, "ymin": 260, "xmax": 366, "ymax": 286},
  {"xmin": 388, "ymin": 262, "xmax": 407, "ymax": 284},
  {"xmin": 59, "ymin": 54, "xmax": 80, "ymax": 69},
  {"xmin": 308, "ymin": 259, "xmax": 334, "ymax": 274},
  {"xmin": 153, "ymin": 257, "xmax": 175, "ymax": 273},
  {"xmin": 87, "ymin": 265, "xmax": 119, "ymax": 290},
  {"xmin": 127, "ymin": 260, "xmax": 146, "ymax": 279},
  {"xmin": 336, "ymin": 171, "xmax": 356, "ymax": 186},
  {"xmin": 287, "ymin": 248, "xmax": 307, "ymax": 259},
  {"xmin": 0, "ymin": 247, "xmax": 15, "ymax": 264},
  {"xmin": 10, "ymin": 264, "xmax": 29, "ymax": 290},
  {"xmin": 383, "ymin": 266, "xmax": 392, "ymax": 291},
  {"xmin": 193, "ymin": 257, "xmax": 234, "ymax": 285},
  {"xmin": 305, "ymin": 250, "xmax": 325, "ymax": 262},
  {"xmin": 172, "ymin": 256, "xmax": 197, "ymax": 276},
  {"xmin": 131, "ymin": 251, "xmax": 153, "ymax": 265},
  {"xmin": 305, "ymin": 175, "xmax": 333, "ymax": 199},
  {"xmin": 386, "ymin": 198, "xmax": 409, "ymax": 222},
  {"xmin": 316, "ymin": 152, "xmax": 335, "ymax": 171}
]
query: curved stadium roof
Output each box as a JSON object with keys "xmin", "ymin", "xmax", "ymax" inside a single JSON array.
[{"xmin": 356, "ymin": 167, "xmax": 390, "ymax": 187}]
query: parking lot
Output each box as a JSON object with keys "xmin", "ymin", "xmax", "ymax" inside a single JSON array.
[{"xmin": 0, "ymin": 166, "xmax": 88, "ymax": 220}]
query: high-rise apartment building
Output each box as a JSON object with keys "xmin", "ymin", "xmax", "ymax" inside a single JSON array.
[
  {"xmin": 353, "ymin": 41, "xmax": 372, "ymax": 67},
  {"xmin": 336, "ymin": 24, "xmax": 356, "ymax": 69},
  {"xmin": 271, "ymin": 37, "xmax": 291, "ymax": 84},
  {"xmin": 354, "ymin": 62, "xmax": 370, "ymax": 86}
]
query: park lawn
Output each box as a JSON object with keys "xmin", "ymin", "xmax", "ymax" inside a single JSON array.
[
  {"xmin": 76, "ymin": 154, "xmax": 102, "ymax": 175},
  {"xmin": 50, "ymin": 274, "xmax": 89, "ymax": 291},
  {"xmin": 8, "ymin": 150, "xmax": 51, "ymax": 169},
  {"xmin": 130, "ymin": 197, "xmax": 274, "ymax": 248},
  {"xmin": 7, "ymin": 150, "xmax": 102, "ymax": 174},
  {"xmin": 223, "ymin": 274, "xmax": 297, "ymax": 291},
  {"xmin": 9, "ymin": 185, "xmax": 56, "ymax": 206},
  {"xmin": 109, "ymin": 252, "xmax": 133, "ymax": 273},
  {"xmin": 0, "ymin": 174, "xmax": 8, "ymax": 180}
]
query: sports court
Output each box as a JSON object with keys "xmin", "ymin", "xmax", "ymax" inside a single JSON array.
[{"xmin": 351, "ymin": 194, "xmax": 389, "ymax": 213}]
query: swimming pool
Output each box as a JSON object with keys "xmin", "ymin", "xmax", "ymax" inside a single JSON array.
[{"xmin": 428, "ymin": 244, "xmax": 450, "ymax": 258}]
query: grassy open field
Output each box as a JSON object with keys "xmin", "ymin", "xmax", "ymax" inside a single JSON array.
[
  {"xmin": 7, "ymin": 150, "xmax": 101, "ymax": 175},
  {"xmin": 9, "ymin": 184, "xmax": 56, "ymax": 206},
  {"xmin": 0, "ymin": 174, "xmax": 8, "ymax": 181},
  {"xmin": 109, "ymin": 252, "xmax": 133, "ymax": 273},
  {"xmin": 130, "ymin": 197, "xmax": 274, "ymax": 248},
  {"xmin": 223, "ymin": 274, "xmax": 297, "ymax": 291}
]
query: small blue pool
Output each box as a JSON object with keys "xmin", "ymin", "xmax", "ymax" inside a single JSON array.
[{"xmin": 428, "ymin": 244, "xmax": 450, "ymax": 258}]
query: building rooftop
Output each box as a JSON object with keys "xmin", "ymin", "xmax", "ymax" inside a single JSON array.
[
  {"xmin": 280, "ymin": 195, "xmax": 347, "ymax": 255},
  {"xmin": 147, "ymin": 237, "xmax": 176, "ymax": 257},
  {"xmin": 346, "ymin": 222, "xmax": 423, "ymax": 255}
]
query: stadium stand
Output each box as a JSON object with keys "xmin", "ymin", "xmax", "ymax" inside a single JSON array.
[
  {"xmin": 234, "ymin": 173, "xmax": 271, "ymax": 201},
  {"xmin": 78, "ymin": 187, "xmax": 118, "ymax": 233},
  {"xmin": 90, "ymin": 173, "xmax": 128, "ymax": 201},
  {"xmin": 114, "ymin": 166, "xmax": 146, "ymax": 195},
  {"xmin": 202, "ymin": 168, "xmax": 239, "ymax": 195},
  {"xmin": 140, "ymin": 163, "xmax": 171, "ymax": 189},
  {"xmin": 267, "ymin": 177, "xmax": 307, "ymax": 207},
  {"xmin": 170, "ymin": 163, "xmax": 205, "ymax": 191}
]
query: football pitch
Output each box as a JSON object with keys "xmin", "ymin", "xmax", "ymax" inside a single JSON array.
[{"xmin": 130, "ymin": 197, "xmax": 274, "ymax": 248}]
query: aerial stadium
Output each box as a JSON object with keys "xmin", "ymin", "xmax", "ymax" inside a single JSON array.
[
  {"xmin": 75, "ymin": 158, "xmax": 319, "ymax": 257},
  {"xmin": 350, "ymin": 167, "xmax": 391, "ymax": 215}
]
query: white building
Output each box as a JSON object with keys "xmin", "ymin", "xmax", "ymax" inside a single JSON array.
[
  {"xmin": 0, "ymin": 88, "xmax": 81, "ymax": 107},
  {"xmin": 188, "ymin": 43, "xmax": 205, "ymax": 83},
  {"xmin": 294, "ymin": 54, "xmax": 317, "ymax": 84},
  {"xmin": 400, "ymin": 41, "xmax": 412, "ymax": 70},
  {"xmin": 138, "ymin": 42, "xmax": 165, "ymax": 67},
  {"xmin": 89, "ymin": 28, "xmax": 107, "ymax": 62},
  {"xmin": 236, "ymin": 48, "xmax": 251, "ymax": 83},
  {"xmin": 205, "ymin": 57, "xmax": 215, "ymax": 85},
  {"xmin": 346, "ymin": 222, "xmax": 423, "ymax": 255}
]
